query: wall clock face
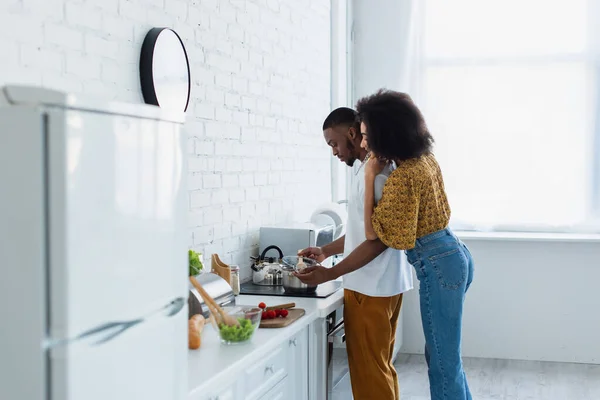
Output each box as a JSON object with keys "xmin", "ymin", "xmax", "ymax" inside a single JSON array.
[{"xmin": 140, "ymin": 27, "xmax": 191, "ymax": 112}]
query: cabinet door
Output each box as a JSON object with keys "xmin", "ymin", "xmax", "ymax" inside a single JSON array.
[
  {"xmin": 286, "ymin": 326, "xmax": 309, "ymax": 400},
  {"xmin": 191, "ymin": 376, "xmax": 244, "ymax": 400},
  {"xmin": 244, "ymin": 345, "xmax": 287, "ymax": 400},
  {"xmin": 204, "ymin": 386, "xmax": 235, "ymax": 400},
  {"xmin": 192, "ymin": 380, "xmax": 238, "ymax": 400},
  {"xmin": 259, "ymin": 376, "xmax": 288, "ymax": 400}
]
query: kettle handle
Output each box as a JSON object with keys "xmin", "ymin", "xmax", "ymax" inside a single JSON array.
[
  {"xmin": 260, "ymin": 245, "xmax": 284, "ymax": 261},
  {"xmin": 250, "ymin": 256, "xmax": 260, "ymax": 271}
]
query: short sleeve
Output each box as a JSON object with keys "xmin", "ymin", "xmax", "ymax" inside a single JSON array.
[
  {"xmin": 372, "ymin": 171, "xmax": 419, "ymax": 250},
  {"xmin": 373, "ymin": 174, "xmax": 388, "ymax": 204}
]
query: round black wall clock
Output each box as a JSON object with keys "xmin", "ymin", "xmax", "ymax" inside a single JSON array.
[{"xmin": 140, "ymin": 27, "xmax": 191, "ymax": 112}]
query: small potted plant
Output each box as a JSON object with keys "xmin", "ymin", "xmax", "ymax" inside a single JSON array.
[{"xmin": 189, "ymin": 249, "xmax": 204, "ymax": 277}]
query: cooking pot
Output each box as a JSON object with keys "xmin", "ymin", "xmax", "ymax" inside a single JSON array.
[
  {"xmin": 250, "ymin": 245, "xmax": 284, "ymax": 285},
  {"xmin": 281, "ymin": 256, "xmax": 319, "ymax": 294}
]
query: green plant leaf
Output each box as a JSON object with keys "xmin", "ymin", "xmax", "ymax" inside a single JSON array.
[{"xmin": 188, "ymin": 249, "xmax": 203, "ymax": 276}]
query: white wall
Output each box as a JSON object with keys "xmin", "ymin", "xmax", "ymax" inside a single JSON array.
[
  {"xmin": 0, "ymin": 0, "xmax": 333, "ymax": 281},
  {"xmin": 399, "ymin": 238, "xmax": 600, "ymax": 364}
]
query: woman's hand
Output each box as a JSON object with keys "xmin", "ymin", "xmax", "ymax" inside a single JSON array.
[{"xmin": 365, "ymin": 157, "xmax": 387, "ymax": 178}]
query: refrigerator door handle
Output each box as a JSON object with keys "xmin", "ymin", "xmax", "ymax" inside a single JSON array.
[
  {"xmin": 45, "ymin": 297, "xmax": 186, "ymax": 349},
  {"xmin": 81, "ymin": 319, "xmax": 144, "ymax": 346}
]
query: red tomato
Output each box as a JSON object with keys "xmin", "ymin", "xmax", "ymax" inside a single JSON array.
[
  {"xmin": 262, "ymin": 311, "xmax": 268, "ymax": 320},
  {"xmin": 280, "ymin": 309, "xmax": 289, "ymax": 318},
  {"xmin": 275, "ymin": 309, "xmax": 282, "ymax": 317},
  {"xmin": 267, "ymin": 310, "xmax": 277, "ymax": 319},
  {"xmin": 258, "ymin": 302, "xmax": 267, "ymax": 310}
]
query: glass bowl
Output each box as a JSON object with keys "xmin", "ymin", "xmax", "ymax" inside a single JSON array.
[
  {"xmin": 217, "ymin": 306, "xmax": 262, "ymax": 345},
  {"xmin": 281, "ymin": 256, "xmax": 319, "ymax": 271}
]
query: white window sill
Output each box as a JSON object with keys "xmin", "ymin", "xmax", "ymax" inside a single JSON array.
[{"xmin": 454, "ymin": 230, "xmax": 600, "ymax": 244}]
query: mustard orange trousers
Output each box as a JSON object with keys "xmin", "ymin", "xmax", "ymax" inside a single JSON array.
[{"xmin": 344, "ymin": 289, "xmax": 403, "ymax": 400}]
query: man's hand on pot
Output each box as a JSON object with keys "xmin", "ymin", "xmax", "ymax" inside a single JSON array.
[
  {"xmin": 298, "ymin": 247, "xmax": 326, "ymax": 263},
  {"xmin": 293, "ymin": 265, "xmax": 334, "ymax": 285}
]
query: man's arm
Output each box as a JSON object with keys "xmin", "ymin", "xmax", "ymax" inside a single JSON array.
[
  {"xmin": 327, "ymin": 238, "xmax": 387, "ymax": 280},
  {"xmin": 294, "ymin": 236, "xmax": 389, "ymax": 286},
  {"xmin": 321, "ymin": 235, "xmax": 345, "ymax": 258}
]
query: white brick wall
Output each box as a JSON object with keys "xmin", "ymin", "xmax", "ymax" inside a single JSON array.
[{"xmin": 0, "ymin": 0, "xmax": 333, "ymax": 280}]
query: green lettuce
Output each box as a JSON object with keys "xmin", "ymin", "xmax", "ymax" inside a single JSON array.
[{"xmin": 189, "ymin": 249, "xmax": 203, "ymax": 276}]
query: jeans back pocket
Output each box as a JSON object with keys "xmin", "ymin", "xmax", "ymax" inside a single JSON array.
[{"xmin": 428, "ymin": 248, "xmax": 468, "ymax": 290}]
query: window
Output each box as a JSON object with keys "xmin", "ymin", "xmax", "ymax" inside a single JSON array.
[{"xmin": 420, "ymin": 0, "xmax": 600, "ymax": 233}]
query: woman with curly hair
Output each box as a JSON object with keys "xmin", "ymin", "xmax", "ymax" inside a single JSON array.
[{"xmin": 359, "ymin": 89, "xmax": 475, "ymax": 400}]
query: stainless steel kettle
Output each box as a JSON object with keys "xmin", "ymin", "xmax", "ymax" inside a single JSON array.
[{"xmin": 250, "ymin": 245, "xmax": 284, "ymax": 285}]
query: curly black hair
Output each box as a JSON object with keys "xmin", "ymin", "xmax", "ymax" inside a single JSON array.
[{"xmin": 356, "ymin": 89, "xmax": 434, "ymax": 161}]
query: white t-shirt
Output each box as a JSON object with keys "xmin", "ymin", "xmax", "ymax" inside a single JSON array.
[{"xmin": 342, "ymin": 161, "xmax": 414, "ymax": 297}]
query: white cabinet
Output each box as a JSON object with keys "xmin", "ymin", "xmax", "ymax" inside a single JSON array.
[
  {"xmin": 247, "ymin": 326, "xmax": 309, "ymax": 400},
  {"xmin": 189, "ymin": 325, "xmax": 313, "ymax": 400},
  {"xmin": 285, "ymin": 326, "xmax": 309, "ymax": 400},
  {"xmin": 307, "ymin": 320, "xmax": 328, "ymax": 400},
  {"xmin": 245, "ymin": 346, "xmax": 288, "ymax": 400},
  {"xmin": 198, "ymin": 383, "xmax": 238, "ymax": 400},
  {"xmin": 259, "ymin": 376, "xmax": 289, "ymax": 400}
]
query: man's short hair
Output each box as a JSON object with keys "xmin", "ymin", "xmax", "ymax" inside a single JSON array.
[{"xmin": 322, "ymin": 107, "xmax": 359, "ymax": 131}]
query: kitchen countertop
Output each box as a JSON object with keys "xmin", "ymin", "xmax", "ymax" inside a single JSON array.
[{"xmin": 187, "ymin": 289, "xmax": 344, "ymax": 397}]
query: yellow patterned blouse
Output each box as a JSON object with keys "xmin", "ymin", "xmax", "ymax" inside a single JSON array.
[{"xmin": 372, "ymin": 153, "xmax": 451, "ymax": 250}]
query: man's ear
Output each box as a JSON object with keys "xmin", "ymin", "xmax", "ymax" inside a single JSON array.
[{"xmin": 347, "ymin": 126, "xmax": 357, "ymax": 140}]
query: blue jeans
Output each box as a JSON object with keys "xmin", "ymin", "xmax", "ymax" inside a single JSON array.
[{"xmin": 405, "ymin": 228, "xmax": 474, "ymax": 400}]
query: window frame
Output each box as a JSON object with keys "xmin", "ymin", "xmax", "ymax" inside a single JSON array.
[{"xmin": 329, "ymin": 0, "xmax": 354, "ymax": 204}]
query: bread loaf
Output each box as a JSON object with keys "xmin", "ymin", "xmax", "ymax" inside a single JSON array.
[{"xmin": 188, "ymin": 314, "xmax": 205, "ymax": 350}]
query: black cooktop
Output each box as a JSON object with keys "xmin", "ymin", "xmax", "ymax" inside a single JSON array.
[{"xmin": 239, "ymin": 280, "xmax": 342, "ymax": 298}]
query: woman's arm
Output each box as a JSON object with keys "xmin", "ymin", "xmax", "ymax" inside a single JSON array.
[
  {"xmin": 364, "ymin": 173, "xmax": 378, "ymax": 240},
  {"xmin": 364, "ymin": 157, "xmax": 387, "ymax": 240}
]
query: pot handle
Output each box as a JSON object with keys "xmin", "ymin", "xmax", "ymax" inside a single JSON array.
[{"xmin": 260, "ymin": 245, "xmax": 284, "ymax": 261}]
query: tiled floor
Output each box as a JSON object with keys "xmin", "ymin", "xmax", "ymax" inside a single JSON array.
[{"xmin": 332, "ymin": 353, "xmax": 600, "ymax": 400}]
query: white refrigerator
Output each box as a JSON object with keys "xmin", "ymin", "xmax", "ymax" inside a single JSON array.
[{"xmin": 0, "ymin": 86, "xmax": 189, "ymax": 400}]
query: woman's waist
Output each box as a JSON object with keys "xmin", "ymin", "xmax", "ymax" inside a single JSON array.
[
  {"xmin": 406, "ymin": 226, "xmax": 460, "ymax": 257},
  {"xmin": 416, "ymin": 226, "xmax": 455, "ymax": 245}
]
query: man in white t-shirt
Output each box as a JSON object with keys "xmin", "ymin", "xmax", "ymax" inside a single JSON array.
[{"xmin": 298, "ymin": 107, "xmax": 413, "ymax": 400}]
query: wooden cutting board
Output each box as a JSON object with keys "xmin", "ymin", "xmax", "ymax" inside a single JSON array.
[
  {"xmin": 259, "ymin": 308, "xmax": 305, "ymax": 328},
  {"xmin": 210, "ymin": 259, "xmax": 230, "ymax": 284}
]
